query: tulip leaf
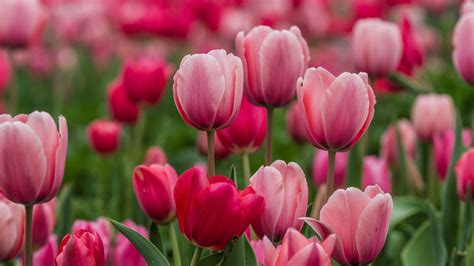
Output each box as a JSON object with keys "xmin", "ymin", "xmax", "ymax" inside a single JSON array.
[
  {"xmin": 402, "ymin": 220, "xmax": 444, "ymax": 266},
  {"xmin": 347, "ymin": 141, "xmax": 363, "ymax": 188},
  {"xmin": 149, "ymin": 222, "xmax": 164, "ymax": 253},
  {"xmin": 395, "ymin": 125, "xmax": 408, "ymax": 195},
  {"xmin": 198, "ymin": 252, "xmax": 225, "ymax": 266},
  {"xmin": 221, "ymin": 236, "xmax": 258, "ymax": 266},
  {"xmin": 390, "ymin": 197, "xmax": 426, "ymax": 230},
  {"xmin": 111, "ymin": 219, "xmax": 170, "ymax": 266},
  {"xmin": 425, "ymin": 203, "xmax": 448, "ymax": 266},
  {"xmin": 229, "ymin": 165, "xmax": 238, "ymax": 188},
  {"xmin": 466, "ymin": 239, "xmax": 474, "ymax": 266},
  {"xmin": 56, "ymin": 185, "xmax": 73, "ymax": 240}
]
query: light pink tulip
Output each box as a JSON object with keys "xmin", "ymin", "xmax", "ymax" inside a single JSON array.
[
  {"xmin": 452, "ymin": 10, "xmax": 474, "ymax": 85},
  {"xmin": 0, "ymin": 111, "xmax": 68, "ymax": 204},
  {"xmin": 32, "ymin": 198, "xmax": 56, "ymax": 250},
  {"xmin": 411, "ymin": 94, "xmax": 455, "ymax": 141},
  {"xmin": 32, "ymin": 235, "xmax": 57, "ymax": 266},
  {"xmin": 72, "ymin": 217, "xmax": 112, "ymax": 261},
  {"xmin": 380, "ymin": 120, "xmax": 417, "ymax": 166},
  {"xmin": 313, "ymin": 150, "xmax": 349, "ymax": 188},
  {"xmin": 455, "ymin": 149, "xmax": 474, "ymax": 200},
  {"xmin": 434, "ymin": 129, "xmax": 471, "ymax": 180},
  {"xmin": 250, "ymin": 160, "xmax": 308, "ymax": 242},
  {"xmin": 113, "ymin": 220, "xmax": 147, "ymax": 266},
  {"xmin": 297, "ymin": 67, "xmax": 376, "ymax": 151},
  {"xmin": 173, "ymin": 49, "xmax": 243, "ymax": 131},
  {"xmin": 143, "ymin": 146, "xmax": 167, "ymax": 166},
  {"xmin": 286, "ymin": 101, "xmax": 308, "ymax": 144},
  {"xmin": 304, "ymin": 185, "xmax": 393, "ymax": 265},
  {"xmin": 352, "ymin": 18, "xmax": 403, "ymax": 77},
  {"xmin": 362, "ymin": 156, "xmax": 392, "ymax": 193},
  {"xmin": 0, "ymin": 193, "xmax": 24, "ymax": 262},
  {"xmin": 249, "ymin": 237, "xmax": 277, "ymax": 266},
  {"xmin": 236, "ymin": 25, "xmax": 309, "ymax": 107}
]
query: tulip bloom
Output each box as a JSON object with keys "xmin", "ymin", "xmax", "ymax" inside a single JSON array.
[
  {"xmin": 380, "ymin": 120, "xmax": 417, "ymax": 166},
  {"xmin": 250, "ymin": 237, "xmax": 277, "ymax": 266},
  {"xmin": 133, "ymin": 164, "xmax": 178, "ymax": 224},
  {"xmin": 173, "ymin": 49, "xmax": 243, "ymax": 131},
  {"xmin": 113, "ymin": 220, "xmax": 147, "ymax": 266},
  {"xmin": 452, "ymin": 8, "xmax": 474, "ymax": 85},
  {"xmin": 434, "ymin": 129, "xmax": 471, "ymax": 180},
  {"xmin": 107, "ymin": 79, "xmax": 140, "ymax": 124},
  {"xmin": 313, "ymin": 150, "xmax": 349, "ymax": 188},
  {"xmin": 0, "ymin": 52, "xmax": 11, "ymax": 94},
  {"xmin": 362, "ymin": 156, "xmax": 392, "ymax": 193},
  {"xmin": 250, "ymin": 160, "xmax": 308, "ymax": 242},
  {"xmin": 411, "ymin": 94, "xmax": 455, "ymax": 141},
  {"xmin": 352, "ymin": 18, "xmax": 403, "ymax": 77},
  {"xmin": 196, "ymin": 131, "xmax": 231, "ymax": 159},
  {"xmin": 56, "ymin": 229, "xmax": 105, "ymax": 266},
  {"xmin": 122, "ymin": 57, "xmax": 172, "ymax": 105},
  {"xmin": 455, "ymin": 149, "xmax": 474, "ymax": 200},
  {"xmin": 72, "ymin": 218, "xmax": 112, "ymax": 261},
  {"xmin": 286, "ymin": 101, "xmax": 308, "ymax": 144},
  {"xmin": 87, "ymin": 119, "xmax": 122, "ymax": 155},
  {"xmin": 174, "ymin": 167, "xmax": 264, "ymax": 250},
  {"xmin": 236, "ymin": 25, "xmax": 309, "ymax": 107},
  {"xmin": 33, "ymin": 235, "xmax": 57, "ymax": 266},
  {"xmin": 143, "ymin": 146, "xmax": 167, "ymax": 165},
  {"xmin": 0, "ymin": 194, "xmax": 24, "ymax": 262},
  {"xmin": 32, "ymin": 198, "xmax": 56, "ymax": 250},
  {"xmin": 0, "ymin": 111, "xmax": 68, "ymax": 204},
  {"xmin": 304, "ymin": 185, "xmax": 393, "ymax": 265},
  {"xmin": 217, "ymin": 97, "xmax": 267, "ymax": 154},
  {"xmin": 297, "ymin": 67, "xmax": 375, "ymax": 152}
]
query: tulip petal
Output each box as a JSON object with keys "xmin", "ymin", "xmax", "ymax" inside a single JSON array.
[
  {"xmin": 275, "ymin": 228, "xmax": 312, "ymax": 265},
  {"xmin": 48, "ymin": 116, "xmax": 67, "ymax": 201},
  {"xmin": 286, "ymin": 243, "xmax": 325, "ymax": 266}
]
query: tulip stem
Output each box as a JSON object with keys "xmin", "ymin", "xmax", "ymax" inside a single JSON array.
[
  {"xmin": 265, "ymin": 108, "xmax": 273, "ymax": 166},
  {"xmin": 428, "ymin": 144, "xmax": 440, "ymax": 206},
  {"xmin": 169, "ymin": 223, "xmax": 182, "ymax": 266},
  {"xmin": 190, "ymin": 247, "xmax": 202, "ymax": 266},
  {"xmin": 207, "ymin": 130, "xmax": 216, "ymax": 177},
  {"xmin": 242, "ymin": 153, "xmax": 251, "ymax": 182},
  {"xmin": 24, "ymin": 204, "xmax": 34, "ymax": 266},
  {"xmin": 326, "ymin": 151, "xmax": 336, "ymax": 203}
]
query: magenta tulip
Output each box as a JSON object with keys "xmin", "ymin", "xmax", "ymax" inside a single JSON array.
[
  {"xmin": 380, "ymin": 120, "xmax": 417, "ymax": 166},
  {"xmin": 113, "ymin": 220, "xmax": 147, "ymax": 266},
  {"xmin": 32, "ymin": 198, "xmax": 56, "ymax": 250},
  {"xmin": 313, "ymin": 150, "xmax": 349, "ymax": 188},
  {"xmin": 286, "ymin": 101, "xmax": 309, "ymax": 144},
  {"xmin": 455, "ymin": 149, "xmax": 474, "ymax": 200},
  {"xmin": 362, "ymin": 156, "xmax": 392, "ymax": 193},
  {"xmin": 72, "ymin": 218, "xmax": 112, "ymax": 261},
  {"xmin": 87, "ymin": 119, "xmax": 122, "ymax": 155},
  {"xmin": 173, "ymin": 49, "xmax": 243, "ymax": 131},
  {"xmin": 32, "ymin": 235, "xmax": 57, "ymax": 266},
  {"xmin": 411, "ymin": 94, "xmax": 455, "ymax": 141},
  {"xmin": 452, "ymin": 7, "xmax": 474, "ymax": 85},
  {"xmin": 143, "ymin": 146, "xmax": 167, "ymax": 166},
  {"xmin": 56, "ymin": 229, "xmax": 105, "ymax": 266},
  {"xmin": 434, "ymin": 129, "xmax": 471, "ymax": 180},
  {"xmin": 0, "ymin": 193, "xmax": 24, "ymax": 262},
  {"xmin": 0, "ymin": 52, "xmax": 11, "ymax": 94},
  {"xmin": 107, "ymin": 79, "xmax": 140, "ymax": 124}
]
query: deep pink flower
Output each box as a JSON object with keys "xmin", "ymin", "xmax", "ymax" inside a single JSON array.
[
  {"xmin": 107, "ymin": 79, "xmax": 140, "ymax": 124},
  {"xmin": 56, "ymin": 229, "xmax": 105, "ymax": 266},
  {"xmin": 113, "ymin": 220, "xmax": 147, "ymax": 266},
  {"xmin": 32, "ymin": 198, "xmax": 56, "ymax": 250},
  {"xmin": 312, "ymin": 150, "xmax": 349, "ymax": 188},
  {"xmin": 434, "ymin": 129, "xmax": 471, "ymax": 180},
  {"xmin": 87, "ymin": 119, "xmax": 122, "ymax": 155},
  {"xmin": 32, "ymin": 235, "xmax": 57, "ymax": 266},
  {"xmin": 72, "ymin": 218, "xmax": 112, "ymax": 261},
  {"xmin": 380, "ymin": 120, "xmax": 417, "ymax": 166},
  {"xmin": 143, "ymin": 146, "xmax": 167, "ymax": 165}
]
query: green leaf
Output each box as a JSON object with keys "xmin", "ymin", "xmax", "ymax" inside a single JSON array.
[
  {"xmin": 346, "ymin": 140, "xmax": 363, "ymax": 188},
  {"xmin": 425, "ymin": 203, "xmax": 448, "ymax": 266},
  {"xmin": 111, "ymin": 219, "xmax": 170, "ymax": 266},
  {"xmin": 198, "ymin": 252, "xmax": 225, "ymax": 266},
  {"xmin": 56, "ymin": 185, "xmax": 73, "ymax": 239},
  {"xmin": 402, "ymin": 222, "xmax": 438, "ymax": 266},
  {"xmin": 222, "ymin": 236, "xmax": 258, "ymax": 266},
  {"xmin": 229, "ymin": 165, "xmax": 238, "ymax": 188},
  {"xmin": 390, "ymin": 197, "xmax": 426, "ymax": 230},
  {"xmin": 149, "ymin": 222, "xmax": 164, "ymax": 253},
  {"xmin": 466, "ymin": 239, "xmax": 474, "ymax": 266},
  {"xmin": 395, "ymin": 125, "xmax": 408, "ymax": 195}
]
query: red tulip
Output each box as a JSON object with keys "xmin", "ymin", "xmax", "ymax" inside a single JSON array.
[
  {"xmin": 113, "ymin": 220, "xmax": 147, "ymax": 266},
  {"xmin": 455, "ymin": 149, "xmax": 474, "ymax": 200},
  {"xmin": 87, "ymin": 119, "xmax": 122, "ymax": 155},
  {"xmin": 174, "ymin": 167, "xmax": 264, "ymax": 250},
  {"xmin": 312, "ymin": 150, "xmax": 349, "ymax": 188},
  {"xmin": 72, "ymin": 218, "xmax": 112, "ymax": 261},
  {"xmin": 143, "ymin": 146, "xmax": 167, "ymax": 166},
  {"xmin": 434, "ymin": 129, "xmax": 471, "ymax": 180},
  {"xmin": 173, "ymin": 49, "xmax": 243, "ymax": 131},
  {"xmin": 0, "ymin": 111, "xmax": 68, "ymax": 204},
  {"xmin": 236, "ymin": 25, "xmax": 309, "ymax": 107},
  {"xmin": 196, "ymin": 131, "xmax": 231, "ymax": 159},
  {"xmin": 32, "ymin": 235, "xmax": 57, "ymax": 266},
  {"xmin": 411, "ymin": 94, "xmax": 455, "ymax": 141},
  {"xmin": 398, "ymin": 15, "xmax": 425, "ymax": 75},
  {"xmin": 133, "ymin": 164, "xmax": 178, "ymax": 224},
  {"xmin": 0, "ymin": 193, "xmax": 24, "ymax": 262},
  {"xmin": 452, "ymin": 7, "xmax": 474, "ymax": 85},
  {"xmin": 0, "ymin": 52, "xmax": 11, "ymax": 94},
  {"xmin": 217, "ymin": 97, "xmax": 267, "ymax": 154},
  {"xmin": 56, "ymin": 229, "xmax": 105, "ymax": 266},
  {"xmin": 286, "ymin": 101, "xmax": 308, "ymax": 144},
  {"xmin": 380, "ymin": 120, "xmax": 417, "ymax": 166},
  {"xmin": 297, "ymin": 67, "xmax": 375, "ymax": 151},
  {"xmin": 362, "ymin": 156, "xmax": 392, "ymax": 193},
  {"xmin": 32, "ymin": 198, "xmax": 56, "ymax": 250},
  {"xmin": 107, "ymin": 79, "xmax": 140, "ymax": 124}
]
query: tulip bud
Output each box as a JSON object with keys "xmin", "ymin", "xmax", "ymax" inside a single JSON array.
[
  {"xmin": 411, "ymin": 94, "xmax": 455, "ymax": 141},
  {"xmin": 32, "ymin": 235, "xmax": 57, "ymax": 266},
  {"xmin": 286, "ymin": 101, "xmax": 308, "ymax": 144},
  {"xmin": 56, "ymin": 229, "xmax": 105, "ymax": 266},
  {"xmin": 455, "ymin": 149, "xmax": 474, "ymax": 200},
  {"xmin": 380, "ymin": 120, "xmax": 417, "ymax": 166},
  {"xmin": 362, "ymin": 156, "xmax": 392, "ymax": 193},
  {"xmin": 173, "ymin": 49, "xmax": 243, "ymax": 131},
  {"xmin": 250, "ymin": 160, "xmax": 308, "ymax": 242},
  {"xmin": 133, "ymin": 164, "xmax": 178, "ymax": 224},
  {"xmin": 196, "ymin": 131, "xmax": 231, "ymax": 159},
  {"xmin": 398, "ymin": 15, "xmax": 425, "ymax": 75},
  {"xmin": 236, "ymin": 25, "xmax": 309, "ymax": 107},
  {"xmin": 352, "ymin": 18, "xmax": 403, "ymax": 77},
  {"xmin": 312, "ymin": 150, "xmax": 349, "ymax": 188},
  {"xmin": 452, "ymin": 9, "xmax": 474, "ymax": 85},
  {"xmin": 32, "ymin": 198, "xmax": 56, "ymax": 250},
  {"xmin": 297, "ymin": 67, "xmax": 375, "ymax": 152},
  {"xmin": 113, "ymin": 220, "xmax": 147, "ymax": 266},
  {"xmin": 143, "ymin": 146, "xmax": 167, "ymax": 165},
  {"xmin": 434, "ymin": 129, "xmax": 471, "ymax": 180},
  {"xmin": 174, "ymin": 167, "xmax": 264, "ymax": 250},
  {"xmin": 0, "ymin": 194, "xmax": 24, "ymax": 262},
  {"xmin": 0, "ymin": 111, "xmax": 68, "ymax": 204},
  {"xmin": 107, "ymin": 79, "xmax": 140, "ymax": 124},
  {"xmin": 249, "ymin": 237, "xmax": 276, "ymax": 266},
  {"xmin": 87, "ymin": 119, "xmax": 122, "ymax": 155},
  {"xmin": 0, "ymin": 52, "xmax": 11, "ymax": 94},
  {"xmin": 72, "ymin": 218, "xmax": 112, "ymax": 261}
]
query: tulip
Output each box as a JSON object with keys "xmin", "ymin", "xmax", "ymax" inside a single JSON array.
[
  {"xmin": 107, "ymin": 79, "xmax": 140, "ymax": 124},
  {"xmin": 313, "ymin": 150, "xmax": 349, "ymax": 188},
  {"xmin": 56, "ymin": 229, "xmax": 105, "ymax": 266},
  {"xmin": 133, "ymin": 164, "xmax": 178, "ymax": 224},
  {"xmin": 196, "ymin": 131, "xmax": 231, "ymax": 160},
  {"xmin": 32, "ymin": 235, "xmax": 57, "ymax": 266},
  {"xmin": 304, "ymin": 185, "xmax": 393, "ymax": 265},
  {"xmin": 174, "ymin": 166, "xmax": 264, "ymax": 251},
  {"xmin": 286, "ymin": 101, "xmax": 308, "ymax": 144},
  {"xmin": 122, "ymin": 57, "xmax": 172, "ymax": 105},
  {"xmin": 113, "ymin": 220, "xmax": 147, "ymax": 266},
  {"xmin": 452, "ymin": 9, "xmax": 474, "ymax": 85},
  {"xmin": 0, "ymin": 194, "xmax": 24, "ymax": 262},
  {"xmin": 0, "ymin": 0, "xmax": 47, "ymax": 49},
  {"xmin": 72, "ymin": 217, "xmax": 112, "ymax": 261},
  {"xmin": 398, "ymin": 15, "xmax": 425, "ymax": 75},
  {"xmin": 87, "ymin": 119, "xmax": 122, "ymax": 155},
  {"xmin": 380, "ymin": 120, "xmax": 417, "ymax": 166},
  {"xmin": 352, "ymin": 18, "xmax": 403, "ymax": 77},
  {"xmin": 434, "ymin": 129, "xmax": 471, "ymax": 180},
  {"xmin": 143, "ymin": 146, "xmax": 167, "ymax": 165},
  {"xmin": 455, "ymin": 149, "xmax": 474, "ymax": 200},
  {"xmin": 362, "ymin": 156, "xmax": 392, "ymax": 193},
  {"xmin": 250, "ymin": 160, "xmax": 308, "ymax": 242},
  {"xmin": 0, "ymin": 52, "xmax": 11, "ymax": 94},
  {"xmin": 411, "ymin": 94, "xmax": 455, "ymax": 141},
  {"xmin": 32, "ymin": 198, "xmax": 56, "ymax": 250},
  {"xmin": 249, "ymin": 237, "xmax": 276, "ymax": 266}
]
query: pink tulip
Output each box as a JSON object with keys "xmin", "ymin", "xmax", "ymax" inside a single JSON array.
[
  {"xmin": 286, "ymin": 101, "xmax": 308, "ymax": 144},
  {"xmin": 297, "ymin": 67, "xmax": 376, "ymax": 151},
  {"xmin": 304, "ymin": 185, "xmax": 393, "ymax": 265},
  {"xmin": 32, "ymin": 235, "xmax": 57, "ymax": 266},
  {"xmin": 249, "ymin": 237, "xmax": 277, "ymax": 266},
  {"xmin": 113, "ymin": 220, "xmax": 147, "ymax": 266},
  {"xmin": 380, "ymin": 120, "xmax": 417, "ymax": 166},
  {"xmin": 452, "ymin": 9, "xmax": 474, "ymax": 85},
  {"xmin": 236, "ymin": 25, "xmax": 309, "ymax": 107},
  {"xmin": 434, "ymin": 129, "xmax": 471, "ymax": 180},
  {"xmin": 173, "ymin": 49, "xmax": 243, "ymax": 131},
  {"xmin": 0, "ymin": 0, "xmax": 47, "ymax": 49},
  {"xmin": 411, "ymin": 94, "xmax": 455, "ymax": 141},
  {"xmin": 0, "ymin": 111, "xmax": 68, "ymax": 204},
  {"xmin": 362, "ymin": 156, "xmax": 392, "ymax": 193},
  {"xmin": 0, "ymin": 52, "xmax": 11, "ymax": 94},
  {"xmin": 352, "ymin": 18, "xmax": 403, "ymax": 77},
  {"xmin": 107, "ymin": 79, "xmax": 140, "ymax": 124},
  {"xmin": 455, "ymin": 149, "xmax": 474, "ymax": 200},
  {"xmin": 250, "ymin": 160, "xmax": 308, "ymax": 242},
  {"xmin": 32, "ymin": 198, "xmax": 56, "ymax": 250},
  {"xmin": 87, "ymin": 119, "xmax": 122, "ymax": 155},
  {"xmin": 0, "ymin": 193, "xmax": 24, "ymax": 262},
  {"xmin": 143, "ymin": 146, "xmax": 167, "ymax": 165},
  {"xmin": 56, "ymin": 229, "xmax": 105, "ymax": 266},
  {"xmin": 133, "ymin": 164, "xmax": 178, "ymax": 224},
  {"xmin": 72, "ymin": 217, "xmax": 112, "ymax": 261},
  {"xmin": 216, "ymin": 97, "xmax": 267, "ymax": 154},
  {"xmin": 196, "ymin": 131, "xmax": 231, "ymax": 159},
  {"xmin": 313, "ymin": 150, "xmax": 349, "ymax": 188}
]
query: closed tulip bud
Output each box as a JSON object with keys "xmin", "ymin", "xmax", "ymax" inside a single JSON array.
[
  {"xmin": 250, "ymin": 237, "xmax": 276, "ymax": 266},
  {"xmin": 174, "ymin": 167, "xmax": 264, "ymax": 250},
  {"xmin": 72, "ymin": 218, "xmax": 112, "ymax": 261},
  {"xmin": 455, "ymin": 149, "xmax": 474, "ymax": 200},
  {"xmin": 0, "ymin": 0, "xmax": 47, "ymax": 49},
  {"xmin": 286, "ymin": 101, "xmax": 308, "ymax": 144},
  {"xmin": 411, "ymin": 94, "xmax": 455, "ymax": 141},
  {"xmin": 0, "ymin": 111, "xmax": 68, "ymax": 204},
  {"xmin": 313, "ymin": 150, "xmax": 349, "ymax": 188},
  {"xmin": 250, "ymin": 160, "xmax": 308, "ymax": 242},
  {"xmin": 0, "ymin": 52, "xmax": 11, "ymax": 94},
  {"xmin": 32, "ymin": 198, "xmax": 56, "ymax": 250},
  {"xmin": 236, "ymin": 25, "xmax": 309, "ymax": 107},
  {"xmin": 196, "ymin": 131, "xmax": 231, "ymax": 159},
  {"xmin": 0, "ymin": 194, "xmax": 24, "ymax": 262},
  {"xmin": 107, "ymin": 79, "xmax": 140, "ymax": 124},
  {"xmin": 173, "ymin": 49, "xmax": 243, "ymax": 131},
  {"xmin": 434, "ymin": 129, "xmax": 471, "ymax": 180},
  {"xmin": 122, "ymin": 57, "xmax": 172, "ymax": 105},
  {"xmin": 380, "ymin": 120, "xmax": 417, "ymax": 166},
  {"xmin": 304, "ymin": 185, "xmax": 393, "ymax": 265},
  {"xmin": 133, "ymin": 164, "xmax": 178, "ymax": 224},
  {"xmin": 352, "ymin": 18, "xmax": 403, "ymax": 77},
  {"xmin": 362, "ymin": 156, "xmax": 392, "ymax": 193},
  {"xmin": 143, "ymin": 146, "xmax": 167, "ymax": 165},
  {"xmin": 217, "ymin": 97, "xmax": 267, "ymax": 154},
  {"xmin": 297, "ymin": 67, "xmax": 375, "ymax": 151},
  {"xmin": 113, "ymin": 220, "xmax": 147, "ymax": 266},
  {"xmin": 32, "ymin": 235, "xmax": 57, "ymax": 266},
  {"xmin": 56, "ymin": 229, "xmax": 105, "ymax": 266},
  {"xmin": 87, "ymin": 119, "xmax": 122, "ymax": 155},
  {"xmin": 452, "ymin": 10, "xmax": 474, "ymax": 85},
  {"xmin": 398, "ymin": 16, "xmax": 425, "ymax": 75}
]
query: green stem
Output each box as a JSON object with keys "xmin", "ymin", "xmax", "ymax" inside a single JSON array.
[
  {"xmin": 265, "ymin": 108, "xmax": 273, "ymax": 166},
  {"xmin": 207, "ymin": 130, "xmax": 215, "ymax": 177},
  {"xmin": 326, "ymin": 151, "xmax": 337, "ymax": 203},
  {"xmin": 388, "ymin": 72, "xmax": 428, "ymax": 94},
  {"xmin": 428, "ymin": 144, "xmax": 440, "ymax": 206},
  {"xmin": 471, "ymin": 110, "xmax": 474, "ymax": 147},
  {"xmin": 169, "ymin": 223, "xmax": 182, "ymax": 266},
  {"xmin": 242, "ymin": 153, "xmax": 251, "ymax": 182},
  {"xmin": 190, "ymin": 247, "xmax": 202, "ymax": 266},
  {"xmin": 24, "ymin": 204, "xmax": 34, "ymax": 266}
]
